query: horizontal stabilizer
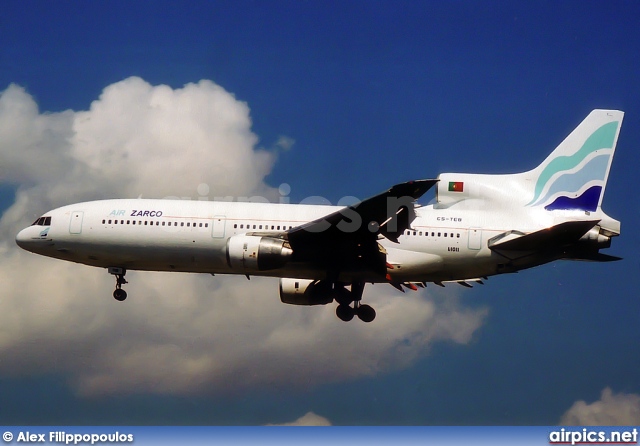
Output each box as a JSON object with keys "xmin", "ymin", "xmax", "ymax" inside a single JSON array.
[
  {"xmin": 564, "ymin": 252, "xmax": 622, "ymax": 262},
  {"xmin": 489, "ymin": 220, "xmax": 600, "ymax": 253}
]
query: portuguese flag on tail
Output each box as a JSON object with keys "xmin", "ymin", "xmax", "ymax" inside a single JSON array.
[{"xmin": 448, "ymin": 181, "xmax": 464, "ymax": 192}]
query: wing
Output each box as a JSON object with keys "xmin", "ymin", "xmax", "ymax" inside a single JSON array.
[{"xmin": 285, "ymin": 179, "xmax": 438, "ymax": 278}]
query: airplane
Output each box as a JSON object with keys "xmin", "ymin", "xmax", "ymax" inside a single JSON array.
[{"xmin": 16, "ymin": 109, "xmax": 623, "ymax": 323}]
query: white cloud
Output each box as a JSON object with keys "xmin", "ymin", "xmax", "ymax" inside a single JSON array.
[
  {"xmin": 560, "ymin": 388, "xmax": 640, "ymax": 425},
  {"xmin": 274, "ymin": 135, "xmax": 295, "ymax": 151},
  {"xmin": 0, "ymin": 77, "xmax": 487, "ymax": 397},
  {"xmin": 267, "ymin": 412, "xmax": 332, "ymax": 426}
]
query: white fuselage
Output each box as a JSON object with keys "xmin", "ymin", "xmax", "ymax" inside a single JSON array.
[{"xmin": 15, "ymin": 197, "xmax": 565, "ymax": 283}]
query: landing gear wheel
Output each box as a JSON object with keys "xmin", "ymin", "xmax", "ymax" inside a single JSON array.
[
  {"xmin": 356, "ymin": 304, "xmax": 376, "ymax": 323},
  {"xmin": 108, "ymin": 267, "xmax": 129, "ymax": 302},
  {"xmin": 336, "ymin": 304, "xmax": 355, "ymax": 322},
  {"xmin": 113, "ymin": 288, "xmax": 128, "ymax": 301}
]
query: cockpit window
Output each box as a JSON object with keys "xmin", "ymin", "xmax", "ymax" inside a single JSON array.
[{"xmin": 31, "ymin": 216, "xmax": 52, "ymax": 226}]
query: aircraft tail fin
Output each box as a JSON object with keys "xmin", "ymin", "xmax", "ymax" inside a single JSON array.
[
  {"xmin": 435, "ymin": 110, "xmax": 624, "ymax": 212},
  {"xmin": 525, "ymin": 109, "xmax": 623, "ymax": 212}
]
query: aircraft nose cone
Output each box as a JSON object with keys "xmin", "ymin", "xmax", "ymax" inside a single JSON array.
[{"xmin": 15, "ymin": 227, "xmax": 34, "ymax": 250}]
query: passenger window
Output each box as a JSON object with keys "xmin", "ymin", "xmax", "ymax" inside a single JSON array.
[
  {"xmin": 132, "ymin": 221, "xmax": 136, "ymax": 225},
  {"xmin": 277, "ymin": 226, "xmax": 281, "ymax": 230},
  {"xmin": 115, "ymin": 220, "xmax": 118, "ymax": 225},
  {"xmin": 205, "ymin": 223, "xmax": 208, "ymax": 227},
  {"xmin": 102, "ymin": 219, "xmax": 106, "ymax": 224},
  {"xmin": 181, "ymin": 222, "xmax": 184, "ymax": 227},
  {"xmin": 108, "ymin": 220, "xmax": 112, "ymax": 224},
  {"xmin": 162, "ymin": 222, "xmax": 165, "ymax": 226},
  {"xmin": 438, "ymin": 232, "xmax": 441, "ymax": 237},
  {"xmin": 419, "ymin": 231, "xmax": 422, "ymax": 236},
  {"xmin": 413, "ymin": 231, "xmax": 417, "ymax": 236},
  {"xmin": 188, "ymin": 223, "xmax": 191, "ymax": 227},
  {"xmin": 156, "ymin": 221, "xmax": 159, "ymax": 226},
  {"xmin": 259, "ymin": 225, "xmax": 263, "ymax": 229},
  {"xmin": 457, "ymin": 233, "xmax": 460, "ymax": 238},
  {"xmin": 271, "ymin": 226, "xmax": 274, "ymax": 230},
  {"xmin": 200, "ymin": 223, "xmax": 203, "ymax": 228},
  {"xmin": 444, "ymin": 233, "xmax": 447, "ymax": 237}
]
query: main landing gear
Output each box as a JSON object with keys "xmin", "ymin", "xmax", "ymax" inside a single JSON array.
[
  {"xmin": 108, "ymin": 267, "xmax": 128, "ymax": 301},
  {"xmin": 336, "ymin": 301, "xmax": 376, "ymax": 323},
  {"xmin": 334, "ymin": 281, "xmax": 376, "ymax": 323}
]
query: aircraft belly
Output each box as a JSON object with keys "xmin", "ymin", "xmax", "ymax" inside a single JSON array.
[{"xmin": 385, "ymin": 247, "xmax": 444, "ymax": 279}]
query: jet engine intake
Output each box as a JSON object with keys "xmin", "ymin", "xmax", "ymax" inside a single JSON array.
[
  {"xmin": 226, "ymin": 235, "xmax": 293, "ymax": 272},
  {"xmin": 279, "ymin": 278, "xmax": 333, "ymax": 306}
]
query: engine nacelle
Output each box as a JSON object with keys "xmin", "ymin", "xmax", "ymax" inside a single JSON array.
[
  {"xmin": 279, "ymin": 278, "xmax": 333, "ymax": 306},
  {"xmin": 578, "ymin": 226, "xmax": 611, "ymax": 249},
  {"xmin": 226, "ymin": 235, "xmax": 293, "ymax": 272}
]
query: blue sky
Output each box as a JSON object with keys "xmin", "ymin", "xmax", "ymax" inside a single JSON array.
[{"xmin": 0, "ymin": 1, "xmax": 639, "ymax": 425}]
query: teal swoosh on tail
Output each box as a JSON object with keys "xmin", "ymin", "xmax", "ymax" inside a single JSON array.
[
  {"xmin": 530, "ymin": 154, "xmax": 610, "ymax": 207},
  {"xmin": 527, "ymin": 121, "xmax": 618, "ymax": 206}
]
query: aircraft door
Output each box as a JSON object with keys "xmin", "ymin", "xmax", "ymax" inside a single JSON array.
[
  {"xmin": 69, "ymin": 211, "xmax": 84, "ymax": 234},
  {"xmin": 211, "ymin": 215, "xmax": 226, "ymax": 238},
  {"xmin": 468, "ymin": 228, "xmax": 482, "ymax": 250}
]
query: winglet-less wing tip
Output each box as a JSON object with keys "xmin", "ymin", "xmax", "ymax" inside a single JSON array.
[{"xmin": 389, "ymin": 179, "xmax": 439, "ymax": 201}]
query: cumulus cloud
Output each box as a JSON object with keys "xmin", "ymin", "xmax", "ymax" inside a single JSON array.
[
  {"xmin": 267, "ymin": 412, "xmax": 332, "ymax": 426},
  {"xmin": 0, "ymin": 77, "xmax": 487, "ymax": 397},
  {"xmin": 0, "ymin": 78, "xmax": 277, "ymax": 241},
  {"xmin": 560, "ymin": 388, "xmax": 640, "ymax": 425}
]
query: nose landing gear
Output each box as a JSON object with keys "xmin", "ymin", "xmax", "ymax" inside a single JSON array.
[{"xmin": 108, "ymin": 267, "xmax": 128, "ymax": 301}]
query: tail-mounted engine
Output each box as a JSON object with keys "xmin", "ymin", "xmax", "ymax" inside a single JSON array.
[
  {"xmin": 226, "ymin": 235, "xmax": 292, "ymax": 272},
  {"xmin": 578, "ymin": 226, "xmax": 611, "ymax": 249}
]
